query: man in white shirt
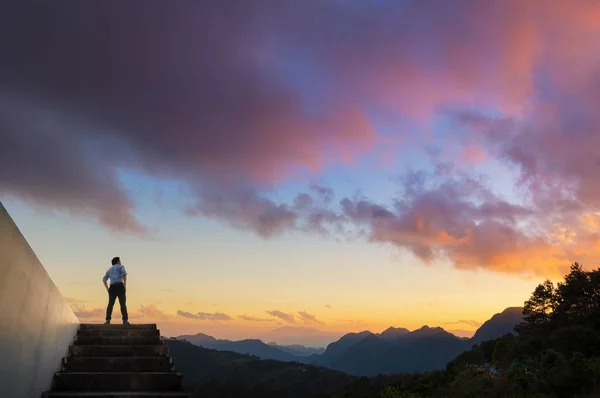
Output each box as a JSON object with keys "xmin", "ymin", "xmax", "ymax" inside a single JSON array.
[{"xmin": 102, "ymin": 256, "xmax": 129, "ymax": 324}]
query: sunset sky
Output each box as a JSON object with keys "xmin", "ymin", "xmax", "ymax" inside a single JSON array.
[{"xmin": 2, "ymin": 0, "xmax": 600, "ymax": 344}]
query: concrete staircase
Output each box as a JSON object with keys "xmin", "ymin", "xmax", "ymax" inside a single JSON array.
[{"xmin": 42, "ymin": 324, "xmax": 192, "ymax": 398}]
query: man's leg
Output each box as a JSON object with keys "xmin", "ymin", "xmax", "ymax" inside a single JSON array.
[
  {"xmin": 105, "ymin": 285, "xmax": 117, "ymax": 322},
  {"xmin": 116, "ymin": 283, "xmax": 129, "ymax": 323}
]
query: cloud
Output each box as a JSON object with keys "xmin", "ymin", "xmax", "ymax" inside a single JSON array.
[
  {"xmin": 197, "ymin": 312, "xmax": 232, "ymax": 321},
  {"xmin": 72, "ymin": 304, "xmax": 143, "ymax": 320},
  {"xmin": 324, "ymin": 304, "xmax": 333, "ymax": 310},
  {"xmin": 66, "ymin": 297, "xmax": 90, "ymax": 304},
  {"xmin": 336, "ymin": 319, "xmax": 368, "ymax": 327},
  {"xmin": 3, "ymin": 1, "xmax": 600, "ymax": 277},
  {"xmin": 177, "ymin": 310, "xmax": 199, "ymax": 320},
  {"xmin": 0, "ymin": 1, "xmax": 382, "ymax": 231},
  {"xmin": 460, "ymin": 146, "xmax": 487, "ymax": 164},
  {"xmin": 266, "ymin": 310, "xmax": 296, "ymax": 324},
  {"xmin": 139, "ymin": 304, "xmax": 170, "ymax": 320},
  {"xmin": 72, "ymin": 305, "xmax": 104, "ymax": 319},
  {"xmin": 238, "ymin": 315, "xmax": 275, "ymax": 322},
  {"xmin": 443, "ymin": 320, "xmax": 483, "ymax": 328},
  {"xmin": 177, "ymin": 310, "xmax": 232, "ymax": 321},
  {"xmin": 297, "ymin": 311, "xmax": 324, "ymax": 325}
]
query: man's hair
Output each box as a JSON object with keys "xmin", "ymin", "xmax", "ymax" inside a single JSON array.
[{"xmin": 111, "ymin": 257, "xmax": 120, "ymax": 265}]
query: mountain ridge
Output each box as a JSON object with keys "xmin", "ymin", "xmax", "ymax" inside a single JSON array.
[
  {"xmin": 177, "ymin": 306, "xmax": 524, "ymax": 376},
  {"xmin": 315, "ymin": 306, "xmax": 524, "ymax": 375}
]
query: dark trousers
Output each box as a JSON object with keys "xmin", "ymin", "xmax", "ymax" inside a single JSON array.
[{"xmin": 106, "ymin": 282, "xmax": 128, "ymax": 322}]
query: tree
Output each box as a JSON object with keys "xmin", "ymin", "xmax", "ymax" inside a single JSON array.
[
  {"xmin": 516, "ymin": 280, "xmax": 557, "ymax": 336},
  {"xmin": 492, "ymin": 334, "xmax": 517, "ymax": 369},
  {"xmin": 555, "ymin": 263, "xmax": 593, "ymax": 326},
  {"xmin": 380, "ymin": 386, "xmax": 422, "ymax": 398}
]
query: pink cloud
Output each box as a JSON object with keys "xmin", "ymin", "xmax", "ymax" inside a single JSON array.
[
  {"xmin": 2, "ymin": 1, "xmax": 600, "ymax": 278},
  {"xmin": 460, "ymin": 146, "xmax": 487, "ymax": 164}
]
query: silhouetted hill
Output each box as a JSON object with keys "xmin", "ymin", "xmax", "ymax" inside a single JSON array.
[
  {"xmin": 379, "ymin": 326, "xmax": 410, "ymax": 341},
  {"xmin": 316, "ymin": 307, "xmax": 524, "ymax": 376},
  {"xmin": 179, "ymin": 332, "xmax": 218, "ymax": 345},
  {"xmin": 165, "ymin": 339, "xmax": 355, "ymax": 398},
  {"xmin": 320, "ymin": 326, "xmax": 469, "ymax": 376},
  {"xmin": 471, "ymin": 306, "xmax": 523, "ymax": 343},
  {"xmin": 176, "ymin": 307, "xmax": 524, "ymax": 377},
  {"xmin": 320, "ymin": 330, "xmax": 373, "ymax": 364},
  {"xmin": 177, "ymin": 333, "xmax": 308, "ymax": 363},
  {"xmin": 334, "ymin": 264, "xmax": 600, "ymax": 397}
]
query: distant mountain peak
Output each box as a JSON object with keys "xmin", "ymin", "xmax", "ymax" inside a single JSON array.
[
  {"xmin": 472, "ymin": 307, "xmax": 524, "ymax": 343},
  {"xmin": 238, "ymin": 339, "xmax": 263, "ymax": 344},
  {"xmin": 379, "ymin": 326, "xmax": 410, "ymax": 340},
  {"xmin": 413, "ymin": 325, "xmax": 447, "ymax": 334},
  {"xmin": 502, "ymin": 307, "xmax": 524, "ymax": 314},
  {"xmin": 178, "ymin": 332, "xmax": 218, "ymax": 342},
  {"xmin": 381, "ymin": 326, "xmax": 409, "ymax": 334}
]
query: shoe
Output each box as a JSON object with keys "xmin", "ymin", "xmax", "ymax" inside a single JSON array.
[
  {"xmin": 104, "ymin": 321, "xmax": 110, "ymax": 324},
  {"xmin": 123, "ymin": 321, "xmax": 130, "ymax": 325}
]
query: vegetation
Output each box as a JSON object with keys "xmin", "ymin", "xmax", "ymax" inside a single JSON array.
[
  {"xmin": 334, "ymin": 263, "xmax": 600, "ymax": 398},
  {"xmin": 166, "ymin": 338, "xmax": 356, "ymax": 397},
  {"xmin": 170, "ymin": 263, "xmax": 600, "ymax": 397}
]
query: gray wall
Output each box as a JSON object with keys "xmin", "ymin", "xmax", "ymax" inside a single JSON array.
[{"xmin": 0, "ymin": 202, "xmax": 79, "ymax": 398}]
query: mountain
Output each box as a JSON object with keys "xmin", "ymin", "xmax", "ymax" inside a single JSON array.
[
  {"xmin": 379, "ymin": 326, "xmax": 410, "ymax": 341},
  {"xmin": 319, "ymin": 326, "xmax": 469, "ymax": 376},
  {"xmin": 179, "ymin": 332, "xmax": 218, "ymax": 345},
  {"xmin": 267, "ymin": 342, "xmax": 325, "ymax": 357},
  {"xmin": 177, "ymin": 333, "xmax": 309, "ymax": 363},
  {"xmin": 471, "ymin": 306, "xmax": 524, "ymax": 343},
  {"xmin": 165, "ymin": 338, "xmax": 356, "ymax": 398},
  {"xmin": 177, "ymin": 307, "xmax": 524, "ymax": 377},
  {"xmin": 315, "ymin": 307, "xmax": 524, "ymax": 376},
  {"xmin": 447, "ymin": 329, "xmax": 476, "ymax": 338},
  {"xmin": 319, "ymin": 330, "xmax": 373, "ymax": 364}
]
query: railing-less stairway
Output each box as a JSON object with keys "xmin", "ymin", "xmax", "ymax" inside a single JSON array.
[{"xmin": 42, "ymin": 323, "xmax": 191, "ymax": 398}]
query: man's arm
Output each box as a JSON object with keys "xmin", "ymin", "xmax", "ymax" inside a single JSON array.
[
  {"xmin": 103, "ymin": 271, "xmax": 109, "ymax": 291},
  {"xmin": 121, "ymin": 265, "xmax": 128, "ymax": 289}
]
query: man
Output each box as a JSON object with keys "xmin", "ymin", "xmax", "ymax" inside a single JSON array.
[{"xmin": 103, "ymin": 256, "xmax": 129, "ymax": 325}]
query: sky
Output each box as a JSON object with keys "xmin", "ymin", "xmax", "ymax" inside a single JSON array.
[{"xmin": 2, "ymin": 0, "xmax": 600, "ymax": 345}]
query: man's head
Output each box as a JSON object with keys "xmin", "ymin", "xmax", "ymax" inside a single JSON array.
[{"xmin": 111, "ymin": 257, "xmax": 121, "ymax": 265}]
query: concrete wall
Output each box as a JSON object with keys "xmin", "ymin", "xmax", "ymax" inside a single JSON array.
[{"xmin": 0, "ymin": 202, "xmax": 79, "ymax": 398}]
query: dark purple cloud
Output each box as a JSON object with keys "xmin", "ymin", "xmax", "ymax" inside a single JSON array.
[{"xmin": 2, "ymin": 1, "xmax": 600, "ymax": 277}]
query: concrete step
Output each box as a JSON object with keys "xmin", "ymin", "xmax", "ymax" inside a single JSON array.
[
  {"xmin": 53, "ymin": 372, "xmax": 182, "ymax": 392},
  {"xmin": 63, "ymin": 357, "xmax": 173, "ymax": 372},
  {"xmin": 75, "ymin": 336, "xmax": 162, "ymax": 346},
  {"xmin": 42, "ymin": 392, "xmax": 191, "ymax": 397},
  {"xmin": 69, "ymin": 345, "xmax": 168, "ymax": 357},
  {"xmin": 78, "ymin": 329, "xmax": 160, "ymax": 338},
  {"xmin": 80, "ymin": 324, "xmax": 157, "ymax": 330}
]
